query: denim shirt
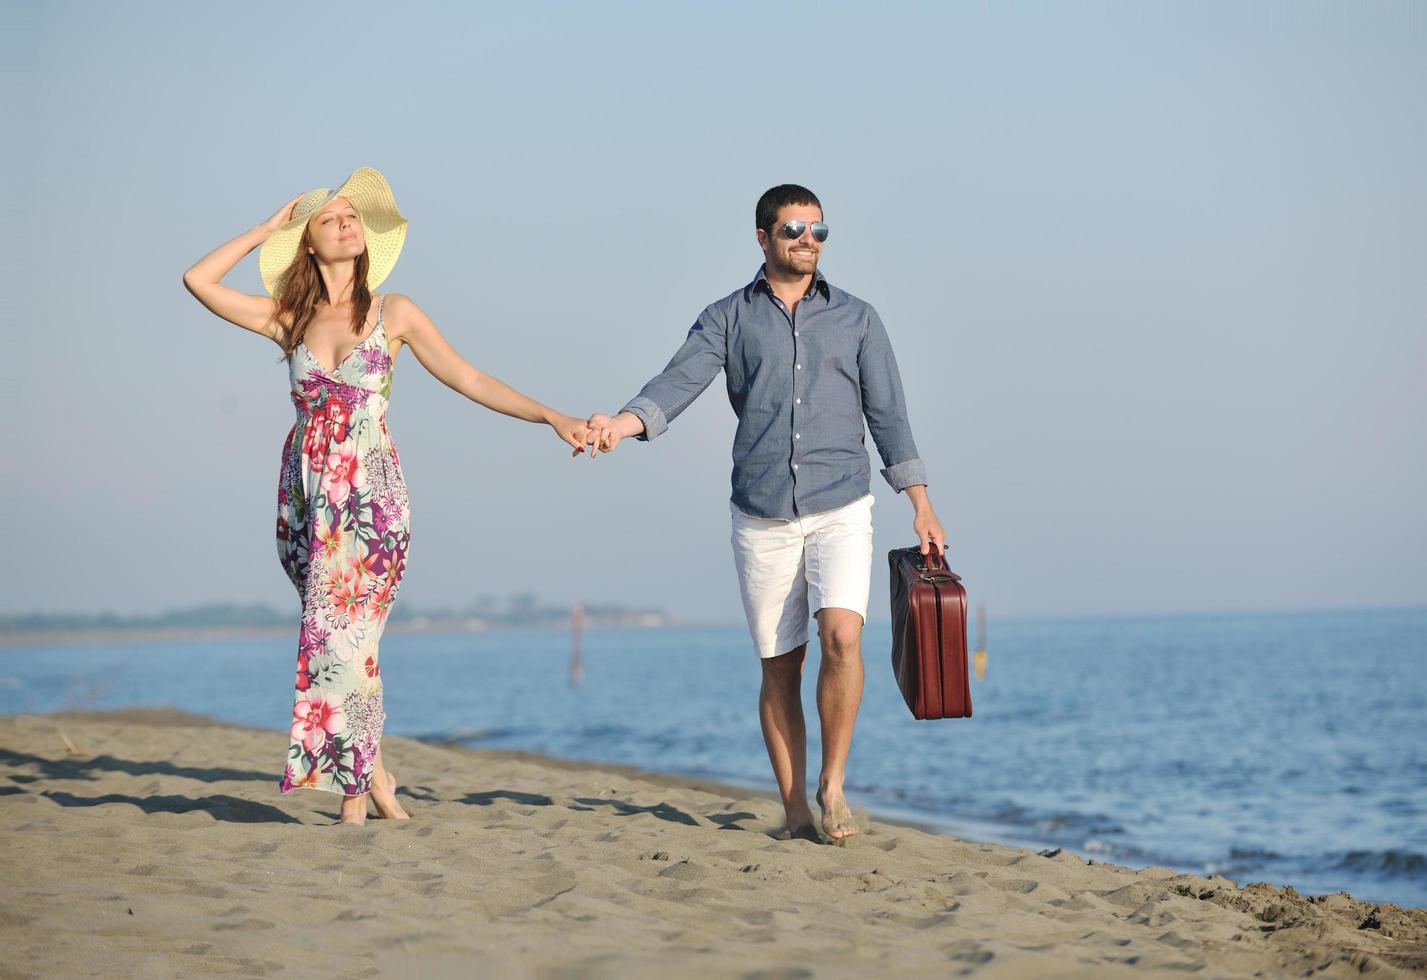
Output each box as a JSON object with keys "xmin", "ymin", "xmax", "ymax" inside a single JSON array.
[{"xmin": 621, "ymin": 266, "xmax": 927, "ymax": 520}]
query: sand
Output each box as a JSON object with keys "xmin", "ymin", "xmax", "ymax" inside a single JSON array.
[{"xmin": 1, "ymin": 709, "xmax": 1423, "ymax": 978}]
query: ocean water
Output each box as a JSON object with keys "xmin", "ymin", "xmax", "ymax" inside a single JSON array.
[{"xmin": 2, "ymin": 607, "xmax": 1424, "ymax": 908}]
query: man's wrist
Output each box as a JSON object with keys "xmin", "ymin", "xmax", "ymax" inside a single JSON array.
[
  {"xmin": 615, "ymin": 411, "xmax": 645, "ymax": 438},
  {"xmin": 904, "ymin": 484, "xmax": 933, "ymax": 512}
]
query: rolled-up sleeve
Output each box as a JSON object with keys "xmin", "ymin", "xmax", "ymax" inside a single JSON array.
[
  {"xmin": 859, "ymin": 306, "xmax": 927, "ymax": 490},
  {"xmin": 621, "ymin": 305, "xmax": 728, "ymax": 442}
]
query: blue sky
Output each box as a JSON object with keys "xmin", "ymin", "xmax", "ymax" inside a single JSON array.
[{"xmin": 7, "ymin": 1, "xmax": 1425, "ymax": 621}]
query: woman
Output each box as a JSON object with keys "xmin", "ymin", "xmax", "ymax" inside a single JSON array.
[{"xmin": 183, "ymin": 168, "xmax": 589, "ymax": 825}]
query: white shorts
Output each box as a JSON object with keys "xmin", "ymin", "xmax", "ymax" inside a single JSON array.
[{"xmin": 730, "ymin": 494, "xmax": 875, "ymax": 659}]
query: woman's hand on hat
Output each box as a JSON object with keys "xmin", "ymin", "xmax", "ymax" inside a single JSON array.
[{"xmin": 259, "ymin": 194, "xmax": 306, "ymax": 236}]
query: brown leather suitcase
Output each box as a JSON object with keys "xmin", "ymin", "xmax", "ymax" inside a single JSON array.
[{"xmin": 888, "ymin": 547, "xmax": 972, "ymax": 720}]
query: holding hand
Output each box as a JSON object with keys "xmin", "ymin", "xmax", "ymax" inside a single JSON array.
[
  {"xmin": 549, "ymin": 414, "xmax": 591, "ymax": 457},
  {"xmin": 584, "ymin": 413, "xmax": 620, "ymax": 458},
  {"xmin": 582, "ymin": 411, "xmax": 644, "ymax": 459},
  {"xmin": 552, "ymin": 410, "xmax": 625, "ymax": 459}
]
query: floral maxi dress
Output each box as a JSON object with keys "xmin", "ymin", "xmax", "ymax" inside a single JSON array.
[{"xmin": 276, "ymin": 296, "xmax": 410, "ymax": 796}]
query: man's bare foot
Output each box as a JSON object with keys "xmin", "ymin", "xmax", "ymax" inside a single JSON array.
[
  {"xmin": 774, "ymin": 823, "xmax": 823, "ymax": 843},
  {"xmin": 779, "ymin": 800, "xmax": 817, "ymax": 838},
  {"xmin": 371, "ymin": 770, "xmax": 410, "ymax": 820},
  {"xmin": 816, "ymin": 786, "xmax": 858, "ymax": 841},
  {"xmin": 339, "ymin": 794, "xmax": 369, "ymax": 826}
]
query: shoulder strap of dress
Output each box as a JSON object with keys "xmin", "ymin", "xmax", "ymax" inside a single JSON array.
[{"xmin": 377, "ymin": 294, "xmax": 386, "ymax": 324}]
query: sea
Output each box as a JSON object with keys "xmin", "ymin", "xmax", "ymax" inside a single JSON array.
[{"xmin": 3, "ymin": 606, "xmax": 1424, "ymax": 909}]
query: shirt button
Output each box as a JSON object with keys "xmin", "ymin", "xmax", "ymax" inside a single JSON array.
[
  {"xmin": 795, "ymin": 398, "xmax": 801, "ymax": 404},
  {"xmin": 795, "ymin": 363, "xmax": 801, "ymax": 370},
  {"xmin": 794, "ymin": 433, "xmax": 801, "ymax": 440},
  {"xmin": 792, "ymin": 463, "xmax": 799, "ymax": 470},
  {"xmin": 794, "ymin": 331, "xmax": 800, "ymax": 337}
]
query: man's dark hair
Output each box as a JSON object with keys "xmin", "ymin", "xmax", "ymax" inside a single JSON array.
[{"xmin": 756, "ymin": 184, "xmax": 822, "ymax": 231}]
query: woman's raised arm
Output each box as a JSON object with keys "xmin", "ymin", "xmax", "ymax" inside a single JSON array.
[{"xmin": 182, "ymin": 194, "xmax": 302, "ymax": 342}]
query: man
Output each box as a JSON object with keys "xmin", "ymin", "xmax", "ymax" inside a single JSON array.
[{"xmin": 586, "ymin": 185, "xmax": 945, "ymax": 841}]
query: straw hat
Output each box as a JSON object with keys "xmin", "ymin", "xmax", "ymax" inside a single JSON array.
[{"xmin": 258, "ymin": 167, "xmax": 408, "ymax": 296}]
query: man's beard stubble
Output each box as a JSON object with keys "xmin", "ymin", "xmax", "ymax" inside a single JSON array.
[{"xmin": 772, "ymin": 247, "xmax": 819, "ymax": 278}]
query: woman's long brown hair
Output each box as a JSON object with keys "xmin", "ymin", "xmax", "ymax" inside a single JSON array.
[{"xmin": 273, "ymin": 226, "xmax": 373, "ymax": 358}]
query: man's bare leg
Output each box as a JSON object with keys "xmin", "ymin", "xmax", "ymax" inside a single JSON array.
[
  {"xmin": 759, "ymin": 643, "xmax": 818, "ymax": 838},
  {"xmin": 814, "ymin": 607, "xmax": 864, "ymax": 840}
]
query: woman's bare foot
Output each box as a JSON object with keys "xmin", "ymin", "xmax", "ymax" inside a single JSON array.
[
  {"xmin": 339, "ymin": 793, "xmax": 369, "ymax": 826},
  {"xmin": 816, "ymin": 786, "xmax": 858, "ymax": 841},
  {"xmin": 370, "ymin": 769, "xmax": 409, "ymax": 820}
]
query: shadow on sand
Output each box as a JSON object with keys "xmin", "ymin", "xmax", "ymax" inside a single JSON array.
[
  {"xmin": 0, "ymin": 748, "xmax": 274, "ymax": 786},
  {"xmin": 39, "ymin": 790, "xmax": 300, "ymax": 824}
]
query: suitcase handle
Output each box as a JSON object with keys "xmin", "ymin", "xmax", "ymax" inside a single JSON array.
[{"xmin": 917, "ymin": 549, "xmax": 960, "ymax": 583}]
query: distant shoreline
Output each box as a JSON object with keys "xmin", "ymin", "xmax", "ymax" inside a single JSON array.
[
  {"xmin": 0, "ymin": 615, "xmax": 673, "ymax": 650},
  {"xmin": 5, "ymin": 603, "xmax": 1420, "ymax": 649}
]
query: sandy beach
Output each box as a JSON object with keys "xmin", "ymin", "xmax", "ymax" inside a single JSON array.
[{"xmin": 1, "ymin": 710, "xmax": 1423, "ymax": 978}]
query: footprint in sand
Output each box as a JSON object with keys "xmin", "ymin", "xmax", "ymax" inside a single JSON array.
[
  {"xmin": 334, "ymin": 909, "xmax": 378, "ymax": 922},
  {"xmin": 991, "ymin": 878, "xmax": 1040, "ymax": 894},
  {"xmin": 657, "ymin": 860, "xmax": 708, "ymax": 882},
  {"xmin": 212, "ymin": 918, "xmax": 275, "ymax": 932},
  {"xmin": 941, "ymin": 939, "xmax": 995, "ymax": 965}
]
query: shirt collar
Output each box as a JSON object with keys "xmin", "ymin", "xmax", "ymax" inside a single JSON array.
[{"xmin": 750, "ymin": 264, "xmax": 830, "ymax": 302}]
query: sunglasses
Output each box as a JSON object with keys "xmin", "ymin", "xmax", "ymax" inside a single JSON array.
[{"xmin": 773, "ymin": 220, "xmax": 830, "ymax": 242}]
